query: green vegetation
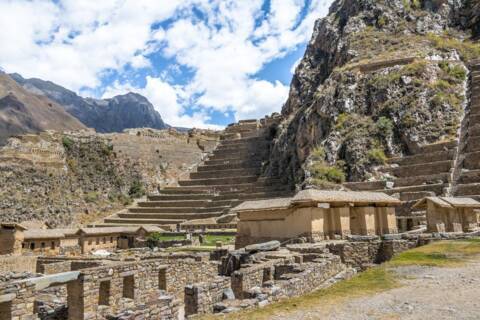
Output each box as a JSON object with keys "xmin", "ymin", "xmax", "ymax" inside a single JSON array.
[
  {"xmin": 84, "ymin": 191, "xmax": 99, "ymax": 203},
  {"xmin": 201, "ymin": 234, "xmax": 235, "ymax": 246},
  {"xmin": 375, "ymin": 117, "xmax": 394, "ymax": 139},
  {"xmin": 308, "ymin": 146, "xmax": 346, "ymax": 186},
  {"xmin": 427, "ymin": 33, "xmax": 480, "ymax": 61},
  {"xmin": 148, "ymin": 233, "xmax": 185, "ymax": 242},
  {"xmin": 62, "ymin": 136, "xmax": 74, "ymax": 151},
  {"xmin": 128, "ymin": 180, "xmax": 145, "ymax": 198},
  {"xmin": 108, "ymin": 192, "xmax": 133, "ymax": 206},
  {"xmin": 390, "ymin": 239, "xmax": 480, "ymax": 267},
  {"xmin": 438, "ymin": 61, "xmax": 467, "ymax": 81},
  {"xmin": 367, "ymin": 148, "xmax": 387, "ymax": 165}
]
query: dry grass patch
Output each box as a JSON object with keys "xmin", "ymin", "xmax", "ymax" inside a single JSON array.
[
  {"xmin": 389, "ymin": 239, "xmax": 480, "ymax": 267},
  {"xmin": 199, "ymin": 239, "xmax": 480, "ymax": 319}
]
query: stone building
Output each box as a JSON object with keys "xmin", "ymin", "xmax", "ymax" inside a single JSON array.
[
  {"xmin": 412, "ymin": 197, "xmax": 480, "ymax": 233},
  {"xmin": 0, "ymin": 225, "xmax": 164, "ymax": 255},
  {"xmin": 234, "ymin": 189, "xmax": 399, "ymax": 248},
  {"xmin": 0, "ymin": 223, "xmax": 26, "ymax": 255}
]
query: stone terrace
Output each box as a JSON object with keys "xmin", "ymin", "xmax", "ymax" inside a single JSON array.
[
  {"xmin": 344, "ymin": 60, "xmax": 480, "ymax": 231},
  {"xmin": 97, "ymin": 118, "xmax": 294, "ymax": 229},
  {"xmin": 453, "ymin": 60, "xmax": 480, "ymax": 199}
]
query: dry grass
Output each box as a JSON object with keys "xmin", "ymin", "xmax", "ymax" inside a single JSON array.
[{"xmin": 199, "ymin": 239, "xmax": 480, "ymax": 320}]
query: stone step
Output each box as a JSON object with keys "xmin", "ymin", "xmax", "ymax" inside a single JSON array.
[
  {"xmin": 382, "ymin": 160, "xmax": 453, "ymax": 178},
  {"xmin": 137, "ymin": 200, "xmax": 211, "ymax": 208},
  {"xmin": 129, "ymin": 206, "xmax": 229, "ymax": 214},
  {"xmin": 218, "ymin": 137, "xmax": 264, "ymax": 146},
  {"xmin": 393, "ymin": 172, "xmax": 450, "ymax": 187},
  {"xmin": 469, "ymin": 114, "xmax": 480, "ymax": 125},
  {"xmin": 104, "ymin": 217, "xmax": 186, "ymax": 225},
  {"xmin": 454, "ymin": 183, "xmax": 480, "ymax": 196},
  {"xmin": 468, "ymin": 125, "xmax": 480, "ymax": 137},
  {"xmin": 190, "ymin": 168, "xmax": 260, "ymax": 179},
  {"xmin": 462, "ymin": 151, "xmax": 480, "ymax": 169},
  {"xmin": 147, "ymin": 194, "xmax": 213, "ymax": 201},
  {"xmin": 207, "ymin": 152, "xmax": 263, "ymax": 161},
  {"xmin": 197, "ymin": 161, "xmax": 261, "ymax": 172},
  {"xmin": 465, "ymin": 137, "xmax": 480, "ymax": 152},
  {"xmin": 387, "ymin": 149, "xmax": 455, "ymax": 166},
  {"xmin": 163, "ymin": 183, "xmax": 289, "ymax": 193},
  {"xmin": 457, "ymin": 169, "xmax": 480, "ymax": 184},
  {"xmin": 202, "ymin": 158, "xmax": 262, "ymax": 167},
  {"xmin": 215, "ymin": 143, "xmax": 267, "ymax": 152},
  {"xmin": 412, "ymin": 141, "xmax": 457, "ymax": 154},
  {"xmin": 178, "ymin": 175, "xmax": 259, "ymax": 186},
  {"xmin": 212, "ymin": 190, "xmax": 293, "ymax": 201},
  {"xmin": 158, "ymin": 188, "xmax": 219, "ymax": 195},
  {"xmin": 377, "ymin": 183, "xmax": 446, "ymax": 195},
  {"xmin": 399, "ymin": 191, "xmax": 436, "ymax": 202},
  {"xmin": 117, "ymin": 212, "xmax": 222, "ymax": 220},
  {"xmin": 343, "ymin": 180, "xmax": 386, "ymax": 191}
]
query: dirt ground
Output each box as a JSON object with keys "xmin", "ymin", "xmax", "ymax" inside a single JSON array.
[{"xmin": 269, "ymin": 258, "xmax": 480, "ymax": 320}]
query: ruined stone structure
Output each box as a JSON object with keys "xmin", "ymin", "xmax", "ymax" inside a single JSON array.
[
  {"xmin": 97, "ymin": 117, "xmax": 294, "ymax": 230},
  {"xmin": 0, "ymin": 225, "xmax": 164, "ymax": 256},
  {"xmin": 344, "ymin": 60, "xmax": 480, "ymax": 232},
  {"xmin": 413, "ymin": 197, "xmax": 480, "ymax": 233},
  {"xmin": 234, "ymin": 190, "xmax": 399, "ymax": 248}
]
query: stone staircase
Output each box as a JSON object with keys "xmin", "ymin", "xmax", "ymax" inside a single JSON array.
[
  {"xmin": 452, "ymin": 59, "xmax": 480, "ymax": 199},
  {"xmin": 94, "ymin": 118, "xmax": 293, "ymax": 230},
  {"xmin": 344, "ymin": 59, "xmax": 480, "ymax": 231},
  {"xmin": 344, "ymin": 140, "xmax": 457, "ymax": 222}
]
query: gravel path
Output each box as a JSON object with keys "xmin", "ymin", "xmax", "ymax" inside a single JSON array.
[{"xmin": 270, "ymin": 259, "xmax": 480, "ymax": 320}]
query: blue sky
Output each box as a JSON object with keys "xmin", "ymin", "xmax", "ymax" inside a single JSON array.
[{"xmin": 0, "ymin": 0, "xmax": 333, "ymax": 128}]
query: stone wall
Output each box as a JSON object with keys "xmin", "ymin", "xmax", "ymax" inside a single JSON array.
[
  {"xmin": 143, "ymin": 255, "xmax": 220, "ymax": 299},
  {"xmin": 37, "ymin": 260, "xmax": 72, "ymax": 275},
  {"xmin": 326, "ymin": 238, "xmax": 419, "ymax": 270},
  {"xmin": 0, "ymin": 255, "xmax": 37, "ymax": 273},
  {"xmin": 184, "ymin": 276, "xmax": 231, "ymax": 316},
  {"xmin": 231, "ymin": 258, "xmax": 289, "ymax": 299}
]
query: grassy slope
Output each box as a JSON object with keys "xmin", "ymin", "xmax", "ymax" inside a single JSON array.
[{"xmin": 200, "ymin": 239, "xmax": 480, "ymax": 320}]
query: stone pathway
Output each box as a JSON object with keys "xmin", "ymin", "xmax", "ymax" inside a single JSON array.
[{"xmin": 270, "ymin": 259, "xmax": 480, "ymax": 320}]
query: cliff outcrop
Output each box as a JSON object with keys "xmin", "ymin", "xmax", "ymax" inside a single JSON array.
[{"xmin": 267, "ymin": 0, "xmax": 480, "ymax": 188}]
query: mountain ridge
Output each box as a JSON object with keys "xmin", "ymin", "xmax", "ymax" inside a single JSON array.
[{"xmin": 10, "ymin": 73, "xmax": 168, "ymax": 133}]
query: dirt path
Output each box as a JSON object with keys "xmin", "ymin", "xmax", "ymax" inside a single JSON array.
[{"xmin": 270, "ymin": 258, "xmax": 480, "ymax": 320}]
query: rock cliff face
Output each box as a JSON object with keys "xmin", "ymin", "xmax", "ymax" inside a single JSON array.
[
  {"xmin": 267, "ymin": 0, "xmax": 480, "ymax": 188},
  {"xmin": 10, "ymin": 73, "xmax": 168, "ymax": 133}
]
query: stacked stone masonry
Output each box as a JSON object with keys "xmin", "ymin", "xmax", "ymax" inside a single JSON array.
[
  {"xmin": 344, "ymin": 60, "xmax": 480, "ymax": 232},
  {"xmin": 98, "ymin": 117, "xmax": 294, "ymax": 230}
]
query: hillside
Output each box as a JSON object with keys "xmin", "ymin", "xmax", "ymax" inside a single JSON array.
[
  {"xmin": 266, "ymin": 0, "xmax": 480, "ymax": 188},
  {"xmin": 10, "ymin": 73, "xmax": 168, "ymax": 133},
  {"xmin": 0, "ymin": 73, "xmax": 87, "ymax": 144},
  {"xmin": 0, "ymin": 128, "xmax": 219, "ymax": 228}
]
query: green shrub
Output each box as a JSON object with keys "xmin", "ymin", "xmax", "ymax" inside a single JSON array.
[
  {"xmin": 367, "ymin": 148, "xmax": 387, "ymax": 165},
  {"xmin": 128, "ymin": 180, "xmax": 145, "ymax": 198},
  {"xmin": 375, "ymin": 117, "xmax": 394, "ymax": 138},
  {"xmin": 62, "ymin": 136, "xmax": 74, "ymax": 150},
  {"xmin": 84, "ymin": 191, "xmax": 99, "ymax": 203},
  {"xmin": 310, "ymin": 162, "xmax": 346, "ymax": 184},
  {"xmin": 427, "ymin": 34, "xmax": 480, "ymax": 61}
]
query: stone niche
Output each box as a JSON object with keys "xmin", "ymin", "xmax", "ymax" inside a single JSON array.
[{"xmin": 233, "ymin": 189, "xmax": 400, "ymax": 248}]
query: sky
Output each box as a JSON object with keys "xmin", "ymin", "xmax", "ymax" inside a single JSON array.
[{"xmin": 0, "ymin": 0, "xmax": 333, "ymax": 129}]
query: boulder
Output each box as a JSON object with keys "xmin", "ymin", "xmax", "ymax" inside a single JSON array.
[{"xmin": 245, "ymin": 240, "xmax": 280, "ymax": 253}]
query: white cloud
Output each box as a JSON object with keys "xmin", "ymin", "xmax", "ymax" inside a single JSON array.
[{"xmin": 0, "ymin": 0, "xmax": 334, "ymax": 128}]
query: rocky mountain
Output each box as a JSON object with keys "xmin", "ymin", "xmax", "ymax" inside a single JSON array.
[
  {"xmin": 0, "ymin": 73, "xmax": 87, "ymax": 144},
  {"xmin": 10, "ymin": 73, "xmax": 168, "ymax": 133},
  {"xmin": 266, "ymin": 0, "xmax": 480, "ymax": 188}
]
